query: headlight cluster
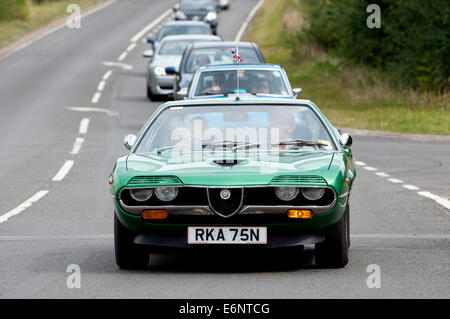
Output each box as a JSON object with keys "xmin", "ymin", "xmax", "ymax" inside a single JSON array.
[
  {"xmin": 154, "ymin": 66, "xmax": 166, "ymax": 76},
  {"xmin": 274, "ymin": 187, "xmax": 326, "ymax": 201},
  {"xmin": 129, "ymin": 187, "xmax": 178, "ymax": 202}
]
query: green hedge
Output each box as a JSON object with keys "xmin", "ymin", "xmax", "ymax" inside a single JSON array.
[
  {"xmin": 0, "ymin": 0, "xmax": 30, "ymax": 21},
  {"xmin": 303, "ymin": 0, "xmax": 449, "ymax": 92}
]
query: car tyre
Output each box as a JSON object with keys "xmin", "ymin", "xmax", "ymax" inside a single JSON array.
[
  {"xmin": 314, "ymin": 205, "xmax": 349, "ymax": 268},
  {"xmin": 114, "ymin": 213, "xmax": 148, "ymax": 269}
]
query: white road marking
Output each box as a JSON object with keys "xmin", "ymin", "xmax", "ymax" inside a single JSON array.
[
  {"xmin": 70, "ymin": 137, "xmax": 85, "ymax": 155},
  {"xmin": 97, "ymin": 80, "xmax": 106, "ymax": 91},
  {"xmin": 126, "ymin": 43, "xmax": 136, "ymax": 52},
  {"xmin": 388, "ymin": 178, "xmax": 403, "ymax": 183},
  {"xmin": 364, "ymin": 166, "xmax": 377, "ymax": 171},
  {"xmin": 101, "ymin": 61, "xmax": 133, "ymax": 70},
  {"xmin": 352, "ymin": 234, "xmax": 450, "ymax": 239},
  {"xmin": 118, "ymin": 51, "xmax": 128, "ymax": 62},
  {"xmin": 52, "ymin": 160, "xmax": 74, "ymax": 182},
  {"xmin": 102, "ymin": 70, "xmax": 112, "ymax": 80},
  {"xmin": 0, "ymin": 191, "xmax": 49, "ymax": 224},
  {"xmin": 403, "ymin": 184, "xmax": 419, "ymax": 191},
  {"xmin": 354, "ymin": 161, "xmax": 366, "ymax": 166},
  {"xmin": 418, "ymin": 191, "xmax": 450, "ymax": 210},
  {"xmin": 376, "ymin": 172, "xmax": 390, "ymax": 177},
  {"xmin": 130, "ymin": 8, "xmax": 173, "ymax": 43},
  {"xmin": 68, "ymin": 106, "xmax": 118, "ymax": 116},
  {"xmin": 235, "ymin": 0, "xmax": 265, "ymax": 42},
  {"xmin": 91, "ymin": 92, "xmax": 101, "ymax": 104},
  {"xmin": 79, "ymin": 118, "xmax": 90, "ymax": 134}
]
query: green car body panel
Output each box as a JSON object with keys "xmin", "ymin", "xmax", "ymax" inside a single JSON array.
[{"xmin": 110, "ymin": 98, "xmax": 356, "ymax": 246}]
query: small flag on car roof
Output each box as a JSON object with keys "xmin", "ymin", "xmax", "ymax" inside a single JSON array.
[{"xmin": 231, "ymin": 44, "xmax": 241, "ymax": 63}]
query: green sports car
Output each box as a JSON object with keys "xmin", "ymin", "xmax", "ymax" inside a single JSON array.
[{"xmin": 109, "ymin": 97, "xmax": 356, "ymax": 269}]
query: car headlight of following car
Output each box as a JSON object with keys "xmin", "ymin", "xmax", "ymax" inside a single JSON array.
[
  {"xmin": 302, "ymin": 187, "xmax": 326, "ymax": 201},
  {"xmin": 155, "ymin": 187, "xmax": 179, "ymax": 201},
  {"xmin": 205, "ymin": 11, "xmax": 217, "ymax": 21},
  {"xmin": 275, "ymin": 187, "xmax": 299, "ymax": 201},
  {"xmin": 129, "ymin": 188, "xmax": 153, "ymax": 202},
  {"xmin": 154, "ymin": 66, "xmax": 166, "ymax": 76}
]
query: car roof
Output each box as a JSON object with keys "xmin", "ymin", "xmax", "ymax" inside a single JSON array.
[
  {"xmin": 162, "ymin": 21, "xmax": 211, "ymax": 26},
  {"xmin": 158, "ymin": 97, "xmax": 313, "ymax": 109},
  {"xmin": 189, "ymin": 41, "xmax": 257, "ymax": 49},
  {"xmin": 160, "ymin": 34, "xmax": 221, "ymax": 42},
  {"xmin": 196, "ymin": 64, "xmax": 283, "ymax": 72}
]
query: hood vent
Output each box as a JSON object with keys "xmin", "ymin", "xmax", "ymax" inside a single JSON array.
[{"xmin": 213, "ymin": 159, "xmax": 244, "ymax": 168}]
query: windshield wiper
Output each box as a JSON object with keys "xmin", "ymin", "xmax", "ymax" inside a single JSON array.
[{"xmin": 272, "ymin": 139, "xmax": 328, "ymax": 148}]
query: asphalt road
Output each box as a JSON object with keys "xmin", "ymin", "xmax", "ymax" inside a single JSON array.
[{"xmin": 0, "ymin": 0, "xmax": 448, "ymax": 299}]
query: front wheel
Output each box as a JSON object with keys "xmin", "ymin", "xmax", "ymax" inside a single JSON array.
[
  {"xmin": 315, "ymin": 205, "xmax": 349, "ymax": 268},
  {"xmin": 114, "ymin": 213, "xmax": 148, "ymax": 269}
]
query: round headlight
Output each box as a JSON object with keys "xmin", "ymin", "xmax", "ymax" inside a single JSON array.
[
  {"xmin": 275, "ymin": 187, "xmax": 299, "ymax": 201},
  {"xmin": 129, "ymin": 188, "xmax": 153, "ymax": 202},
  {"xmin": 302, "ymin": 188, "xmax": 325, "ymax": 201},
  {"xmin": 155, "ymin": 187, "xmax": 179, "ymax": 201}
]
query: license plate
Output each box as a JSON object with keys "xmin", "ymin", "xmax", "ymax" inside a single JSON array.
[{"xmin": 188, "ymin": 226, "xmax": 267, "ymax": 244}]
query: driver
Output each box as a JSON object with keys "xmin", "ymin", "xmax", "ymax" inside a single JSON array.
[{"xmin": 201, "ymin": 73, "xmax": 226, "ymax": 95}]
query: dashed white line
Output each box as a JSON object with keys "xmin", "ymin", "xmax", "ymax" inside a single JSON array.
[
  {"xmin": 118, "ymin": 51, "xmax": 128, "ymax": 62},
  {"xmin": 354, "ymin": 161, "xmax": 366, "ymax": 166},
  {"xmin": 102, "ymin": 70, "xmax": 112, "ymax": 80},
  {"xmin": 91, "ymin": 92, "xmax": 101, "ymax": 104},
  {"xmin": 70, "ymin": 137, "xmax": 85, "ymax": 155},
  {"xmin": 101, "ymin": 61, "xmax": 133, "ymax": 70},
  {"xmin": 0, "ymin": 190, "xmax": 49, "ymax": 224},
  {"xmin": 79, "ymin": 118, "xmax": 90, "ymax": 134},
  {"xmin": 97, "ymin": 80, "xmax": 106, "ymax": 91},
  {"xmin": 69, "ymin": 107, "xmax": 118, "ymax": 116},
  {"xmin": 376, "ymin": 172, "xmax": 390, "ymax": 177},
  {"xmin": 403, "ymin": 184, "xmax": 419, "ymax": 191},
  {"xmin": 126, "ymin": 43, "xmax": 136, "ymax": 52},
  {"xmin": 364, "ymin": 166, "xmax": 377, "ymax": 171},
  {"xmin": 418, "ymin": 192, "xmax": 450, "ymax": 210},
  {"xmin": 388, "ymin": 178, "xmax": 403, "ymax": 184},
  {"xmin": 52, "ymin": 160, "xmax": 74, "ymax": 182}
]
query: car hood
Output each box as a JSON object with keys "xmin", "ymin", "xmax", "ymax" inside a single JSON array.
[
  {"xmin": 152, "ymin": 55, "xmax": 182, "ymax": 69},
  {"xmin": 124, "ymin": 151, "xmax": 337, "ymax": 186}
]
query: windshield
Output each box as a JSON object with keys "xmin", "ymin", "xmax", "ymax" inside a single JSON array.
[
  {"xmin": 159, "ymin": 40, "xmax": 193, "ymax": 55},
  {"xmin": 193, "ymin": 69, "xmax": 290, "ymax": 97},
  {"xmin": 134, "ymin": 105, "xmax": 336, "ymax": 154},
  {"xmin": 185, "ymin": 47, "xmax": 261, "ymax": 73},
  {"xmin": 180, "ymin": 0, "xmax": 215, "ymax": 11},
  {"xmin": 157, "ymin": 25, "xmax": 212, "ymax": 41}
]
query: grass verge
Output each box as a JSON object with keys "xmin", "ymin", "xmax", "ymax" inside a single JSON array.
[
  {"xmin": 0, "ymin": 0, "xmax": 107, "ymax": 49},
  {"xmin": 243, "ymin": 0, "xmax": 449, "ymax": 135}
]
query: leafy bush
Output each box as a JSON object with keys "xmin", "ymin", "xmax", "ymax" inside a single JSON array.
[
  {"xmin": 0, "ymin": 0, "xmax": 30, "ymax": 21},
  {"xmin": 303, "ymin": 0, "xmax": 449, "ymax": 92}
]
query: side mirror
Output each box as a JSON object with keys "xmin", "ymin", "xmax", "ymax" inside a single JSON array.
[
  {"xmin": 142, "ymin": 49, "xmax": 154, "ymax": 58},
  {"xmin": 165, "ymin": 66, "xmax": 178, "ymax": 75},
  {"xmin": 147, "ymin": 38, "xmax": 155, "ymax": 45},
  {"xmin": 173, "ymin": 3, "xmax": 180, "ymax": 11},
  {"xmin": 293, "ymin": 88, "xmax": 302, "ymax": 98},
  {"xmin": 339, "ymin": 133, "xmax": 352, "ymax": 148},
  {"xmin": 124, "ymin": 134, "xmax": 137, "ymax": 150}
]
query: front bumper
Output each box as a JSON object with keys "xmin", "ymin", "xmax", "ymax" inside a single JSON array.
[
  {"xmin": 147, "ymin": 72, "xmax": 175, "ymax": 95},
  {"xmin": 114, "ymin": 194, "xmax": 348, "ymax": 248}
]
